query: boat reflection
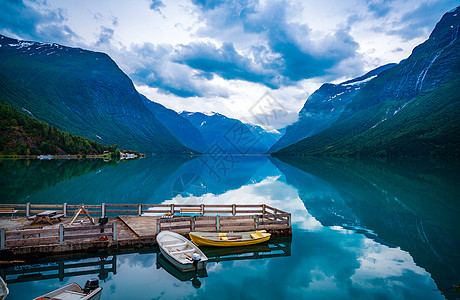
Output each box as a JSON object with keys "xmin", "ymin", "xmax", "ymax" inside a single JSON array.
[
  {"xmin": 203, "ymin": 237, "xmax": 291, "ymax": 263},
  {"xmin": 156, "ymin": 236, "xmax": 291, "ymax": 287},
  {"xmin": 156, "ymin": 253, "xmax": 208, "ymax": 288}
]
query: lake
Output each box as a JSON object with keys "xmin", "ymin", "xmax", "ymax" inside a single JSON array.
[{"xmin": 1, "ymin": 156, "xmax": 459, "ymax": 299}]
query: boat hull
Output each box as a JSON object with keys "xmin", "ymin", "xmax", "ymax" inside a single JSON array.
[
  {"xmin": 34, "ymin": 283, "xmax": 102, "ymax": 300},
  {"xmin": 156, "ymin": 231, "xmax": 208, "ymax": 272},
  {"xmin": 159, "ymin": 247, "xmax": 207, "ymax": 272},
  {"xmin": 189, "ymin": 231, "xmax": 271, "ymax": 247}
]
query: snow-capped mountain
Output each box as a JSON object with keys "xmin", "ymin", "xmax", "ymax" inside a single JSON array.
[
  {"xmin": 269, "ymin": 64, "xmax": 396, "ymax": 153},
  {"xmin": 179, "ymin": 111, "xmax": 282, "ymax": 154}
]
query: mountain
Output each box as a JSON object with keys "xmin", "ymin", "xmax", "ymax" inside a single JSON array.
[
  {"xmin": 269, "ymin": 64, "xmax": 396, "ymax": 153},
  {"xmin": 140, "ymin": 95, "xmax": 207, "ymax": 153},
  {"xmin": 273, "ymin": 156, "xmax": 460, "ymax": 299},
  {"xmin": 0, "ymin": 104, "xmax": 117, "ymax": 155},
  {"xmin": 179, "ymin": 111, "xmax": 281, "ymax": 153},
  {"xmin": 275, "ymin": 7, "xmax": 460, "ymax": 157},
  {"xmin": 0, "ymin": 34, "xmax": 191, "ymax": 154}
]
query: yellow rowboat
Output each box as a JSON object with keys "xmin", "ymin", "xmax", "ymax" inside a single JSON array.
[{"xmin": 189, "ymin": 230, "xmax": 271, "ymax": 247}]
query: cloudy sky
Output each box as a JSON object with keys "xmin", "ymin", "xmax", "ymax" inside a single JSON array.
[{"xmin": 0, "ymin": 0, "xmax": 457, "ymax": 129}]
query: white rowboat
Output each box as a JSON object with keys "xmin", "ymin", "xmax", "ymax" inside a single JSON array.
[
  {"xmin": 0, "ymin": 276, "xmax": 8, "ymax": 300},
  {"xmin": 156, "ymin": 231, "xmax": 208, "ymax": 272},
  {"xmin": 34, "ymin": 279, "xmax": 102, "ymax": 300}
]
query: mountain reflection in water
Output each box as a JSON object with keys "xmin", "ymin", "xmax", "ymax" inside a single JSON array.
[{"xmin": 1, "ymin": 156, "xmax": 458, "ymax": 299}]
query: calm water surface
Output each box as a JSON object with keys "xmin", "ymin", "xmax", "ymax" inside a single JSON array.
[{"xmin": 0, "ymin": 156, "xmax": 459, "ymax": 299}]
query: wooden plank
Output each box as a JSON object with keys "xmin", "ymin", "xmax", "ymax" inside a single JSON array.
[
  {"xmin": 219, "ymin": 215, "xmax": 259, "ymax": 220},
  {"xmin": 140, "ymin": 209, "xmax": 170, "ymax": 214},
  {"xmin": 261, "ymin": 221, "xmax": 287, "ymax": 225},
  {"xmin": 159, "ymin": 224, "xmax": 191, "ymax": 230},
  {"xmin": 0, "ymin": 204, "xmax": 26, "ymax": 208},
  {"xmin": 6, "ymin": 237, "xmax": 59, "ymax": 245},
  {"xmin": 64, "ymin": 224, "xmax": 112, "ymax": 232},
  {"xmin": 29, "ymin": 204, "xmax": 62, "ymax": 208},
  {"xmin": 64, "ymin": 233, "xmax": 112, "ymax": 240},
  {"xmin": 118, "ymin": 216, "xmax": 158, "ymax": 238},
  {"xmin": 6, "ymin": 228, "xmax": 56, "ymax": 236},
  {"xmin": 105, "ymin": 204, "xmax": 138, "ymax": 208},
  {"xmin": 234, "ymin": 210, "xmax": 263, "ymax": 214}
]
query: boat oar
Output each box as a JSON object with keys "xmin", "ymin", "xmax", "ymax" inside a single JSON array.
[{"xmin": 177, "ymin": 249, "xmax": 193, "ymax": 261}]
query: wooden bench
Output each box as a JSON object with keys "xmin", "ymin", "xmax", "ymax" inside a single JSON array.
[
  {"xmin": 179, "ymin": 207, "xmax": 202, "ymax": 216},
  {"xmin": 50, "ymin": 213, "xmax": 65, "ymax": 222},
  {"xmin": 0, "ymin": 208, "xmax": 18, "ymax": 218}
]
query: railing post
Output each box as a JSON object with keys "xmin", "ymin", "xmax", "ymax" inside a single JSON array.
[
  {"xmin": 1, "ymin": 228, "xmax": 5, "ymax": 249},
  {"xmin": 112, "ymin": 222, "xmax": 117, "ymax": 241},
  {"xmin": 232, "ymin": 204, "xmax": 236, "ymax": 216},
  {"xmin": 216, "ymin": 215, "xmax": 220, "ymax": 232},
  {"xmin": 63, "ymin": 203, "xmax": 67, "ymax": 217},
  {"xmin": 26, "ymin": 202, "xmax": 30, "ymax": 217},
  {"xmin": 190, "ymin": 217, "xmax": 195, "ymax": 231},
  {"xmin": 287, "ymin": 214, "xmax": 291, "ymax": 226},
  {"xmin": 59, "ymin": 224, "xmax": 64, "ymax": 245},
  {"xmin": 112, "ymin": 255, "xmax": 117, "ymax": 275},
  {"xmin": 138, "ymin": 204, "xmax": 142, "ymax": 216},
  {"xmin": 274, "ymin": 208, "xmax": 278, "ymax": 221},
  {"xmin": 201, "ymin": 204, "xmax": 205, "ymax": 216},
  {"xmin": 170, "ymin": 204, "xmax": 175, "ymax": 215},
  {"xmin": 58, "ymin": 262, "xmax": 64, "ymax": 281},
  {"xmin": 102, "ymin": 203, "xmax": 106, "ymax": 218},
  {"xmin": 262, "ymin": 204, "xmax": 266, "ymax": 215},
  {"xmin": 156, "ymin": 219, "xmax": 161, "ymax": 234}
]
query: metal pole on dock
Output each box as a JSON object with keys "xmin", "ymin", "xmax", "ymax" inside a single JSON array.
[
  {"xmin": 26, "ymin": 202, "xmax": 30, "ymax": 217},
  {"xmin": 1, "ymin": 228, "xmax": 5, "ymax": 249},
  {"xmin": 102, "ymin": 203, "xmax": 106, "ymax": 218},
  {"xmin": 138, "ymin": 204, "xmax": 142, "ymax": 216},
  {"xmin": 112, "ymin": 222, "xmax": 117, "ymax": 241},
  {"xmin": 156, "ymin": 219, "xmax": 161, "ymax": 234},
  {"xmin": 190, "ymin": 217, "xmax": 195, "ymax": 231},
  {"xmin": 63, "ymin": 203, "xmax": 67, "ymax": 217},
  {"xmin": 59, "ymin": 224, "xmax": 64, "ymax": 245},
  {"xmin": 216, "ymin": 215, "xmax": 220, "ymax": 232}
]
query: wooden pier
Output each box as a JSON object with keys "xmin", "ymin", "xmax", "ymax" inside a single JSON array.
[{"xmin": 0, "ymin": 203, "xmax": 291, "ymax": 259}]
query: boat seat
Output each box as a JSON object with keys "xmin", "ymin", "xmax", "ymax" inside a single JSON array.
[
  {"xmin": 170, "ymin": 249, "xmax": 195, "ymax": 255},
  {"xmin": 250, "ymin": 231, "xmax": 265, "ymax": 239},
  {"xmin": 163, "ymin": 242, "xmax": 187, "ymax": 248}
]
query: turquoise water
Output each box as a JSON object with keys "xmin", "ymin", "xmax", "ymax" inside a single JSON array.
[{"xmin": 1, "ymin": 156, "xmax": 459, "ymax": 299}]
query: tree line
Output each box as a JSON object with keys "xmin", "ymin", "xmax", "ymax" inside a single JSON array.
[{"xmin": 0, "ymin": 104, "xmax": 119, "ymax": 156}]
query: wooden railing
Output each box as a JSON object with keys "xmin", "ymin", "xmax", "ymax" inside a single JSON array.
[
  {"xmin": 1, "ymin": 223, "xmax": 116, "ymax": 250},
  {"xmin": 0, "ymin": 203, "xmax": 290, "ymax": 249},
  {"xmin": 0, "ymin": 203, "xmax": 290, "ymax": 224},
  {"xmin": 155, "ymin": 205, "xmax": 291, "ymax": 233}
]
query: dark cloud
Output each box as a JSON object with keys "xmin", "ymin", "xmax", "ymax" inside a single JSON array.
[
  {"xmin": 149, "ymin": 0, "xmax": 165, "ymax": 13},
  {"xmin": 130, "ymin": 43, "xmax": 230, "ymax": 98},
  {"xmin": 0, "ymin": 0, "xmax": 77, "ymax": 44},
  {"xmin": 175, "ymin": 41, "xmax": 281, "ymax": 88},
  {"xmin": 190, "ymin": 0, "xmax": 361, "ymax": 84}
]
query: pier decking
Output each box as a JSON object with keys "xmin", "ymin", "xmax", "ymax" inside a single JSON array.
[{"xmin": 0, "ymin": 203, "xmax": 291, "ymax": 259}]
